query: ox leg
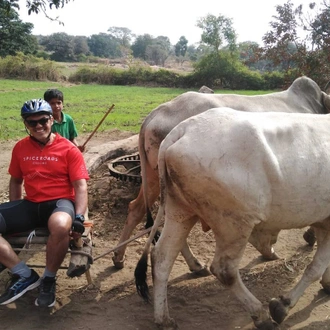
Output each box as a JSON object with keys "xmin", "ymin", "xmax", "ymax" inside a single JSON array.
[
  {"xmin": 113, "ymin": 180, "xmax": 205, "ymax": 274},
  {"xmin": 248, "ymin": 227, "xmax": 280, "ymax": 260},
  {"xmin": 320, "ymin": 266, "xmax": 330, "ymax": 294},
  {"xmin": 112, "ymin": 170, "xmax": 160, "ymax": 269},
  {"xmin": 152, "ymin": 208, "xmax": 197, "ymax": 329},
  {"xmin": 180, "ymin": 241, "xmax": 210, "ymax": 276},
  {"xmin": 210, "ymin": 218, "xmax": 274, "ymax": 329},
  {"xmin": 303, "ymin": 226, "xmax": 316, "ymax": 247},
  {"xmin": 112, "ymin": 185, "xmax": 159, "ymax": 269},
  {"xmin": 316, "ymin": 227, "xmax": 330, "ymax": 293},
  {"xmin": 269, "ymin": 226, "xmax": 330, "ymax": 324}
]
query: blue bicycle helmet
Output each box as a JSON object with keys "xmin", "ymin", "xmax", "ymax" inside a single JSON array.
[{"xmin": 21, "ymin": 99, "xmax": 52, "ymax": 119}]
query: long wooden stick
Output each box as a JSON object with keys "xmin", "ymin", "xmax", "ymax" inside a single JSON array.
[
  {"xmin": 93, "ymin": 220, "xmax": 164, "ymax": 261},
  {"xmin": 82, "ymin": 104, "xmax": 115, "ymax": 148}
]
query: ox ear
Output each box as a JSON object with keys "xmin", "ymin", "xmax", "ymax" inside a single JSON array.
[{"xmin": 324, "ymin": 80, "xmax": 330, "ymax": 95}]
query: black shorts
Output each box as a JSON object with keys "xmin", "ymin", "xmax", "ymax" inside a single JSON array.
[{"xmin": 0, "ymin": 199, "xmax": 75, "ymax": 234}]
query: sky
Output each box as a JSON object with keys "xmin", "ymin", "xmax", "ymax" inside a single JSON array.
[{"xmin": 18, "ymin": 0, "xmax": 314, "ymax": 45}]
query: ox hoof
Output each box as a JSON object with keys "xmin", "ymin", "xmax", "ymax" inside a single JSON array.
[
  {"xmin": 161, "ymin": 325, "xmax": 178, "ymax": 330},
  {"xmin": 261, "ymin": 252, "xmax": 280, "ymax": 261},
  {"xmin": 303, "ymin": 228, "xmax": 316, "ymax": 247},
  {"xmin": 191, "ymin": 265, "xmax": 211, "ymax": 277},
  {"xmin": 112, "ymin": 254, "xmax": 126, "ymax": 269},
  {"xmin": 269, "ymin": 297, "xmax": 289, "ymax": 324},
  {"xmin": 156, "ymin": 318, "xmax": 178, "ymax": 330},
  {"xmin": 254, "ymin": 319, "xmax": 277, "ymax": 330},
  {"xmin": 320, "ymin": 280, "xmax": 330, "ymax": 294}
]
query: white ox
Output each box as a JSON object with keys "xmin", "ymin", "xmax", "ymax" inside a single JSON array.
[
  {"xmin": 135, "ymin": 108, "xmax": 330, "ymax": 329},
  {"xmin": 113, "ymin": 76, "xmax": 330, "ymax": 269}
]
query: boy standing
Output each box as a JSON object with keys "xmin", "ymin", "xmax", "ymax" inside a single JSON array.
[{"xmin": 44, "ymin": 89, "xmax": 85, "ymax": 152}]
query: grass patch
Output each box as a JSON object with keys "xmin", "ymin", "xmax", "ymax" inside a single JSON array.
[{"xmin": 0, "ymin": 79, "xmax": 274, "ymax": 141}]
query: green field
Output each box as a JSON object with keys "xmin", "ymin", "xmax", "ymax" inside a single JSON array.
[{"xmin": 0, "ymin": 79, "xmax": 274, "ymax": 141}]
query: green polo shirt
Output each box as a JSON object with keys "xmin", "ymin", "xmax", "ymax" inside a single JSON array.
[{"xmin": 52, "ymin": 112, "xmax": 78, "ymax": 140}]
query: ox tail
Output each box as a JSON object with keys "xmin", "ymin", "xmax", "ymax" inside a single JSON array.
[
  {"xmin": 145, "ymin": 209, "xmax": 161, "ymax": 244},
  {"xmin": 138, "ymin": 122, "xmax": 161, "ymax": 241},
  {"xmin": 138, "ymin": 123, "xmax": 152, "ymax": 227},
  {"xmin": 134, "ymin": 125, "xmax": 152, "ymax": 303},
  {"xmin": 135, "ymin": 114, "xmax": 178, "ymax": 302},
  {"xmin": 134, "ymin": 203, "xmax": 165, "ymax": 303},
  {"xmin": 134, "ymin": 250, "xmax": 150, "ymax": 302}
]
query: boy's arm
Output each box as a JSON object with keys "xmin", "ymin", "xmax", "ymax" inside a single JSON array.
[
  {"xmin": 68, "ymin": 118, "xmax": 85, "ymax": 152},
  {"xmin": 70, "ymin": 137, "xmax": 85, "ymax": 152}
]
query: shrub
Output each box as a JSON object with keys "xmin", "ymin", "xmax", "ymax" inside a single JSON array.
[
  {"xmin": 68, "ymin": 66, "xmax": 99, "ymax": 83},
  {"xmin": 0, "ymin": 53, "xmax": 61, "ymax": 81},
  {"xmin": 262, "ymin": 71, "xmax": 285, "ymax": 90},
  {"xmin": 69, "ymin": 65, "xmax": 183, "ymax": 87},
  {"xmin": 35, "ymin": 51, "xmax": 50, "ymax": 60},
  {"xmin": 0, "ymin": 54, "xmax": 287, "ymax": 90}
]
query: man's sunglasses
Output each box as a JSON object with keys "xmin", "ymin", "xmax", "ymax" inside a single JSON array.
[{"xmin": 25, "ymin": 117, "xmax": 50, "ymax": 127}]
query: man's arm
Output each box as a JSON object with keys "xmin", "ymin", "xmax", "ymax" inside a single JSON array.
[
  {"xmin": 9, "ymin": 176, "xmax": 23, "ymax": 201},
  {"xmin": 72, "ymin": 178, "xmax": 88, "ymax": 217},
  {"xmin": 71, "ymin": 178, "xmax": 88, "ymax": 236}
]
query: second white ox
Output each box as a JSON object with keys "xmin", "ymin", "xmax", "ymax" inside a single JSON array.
[
  {"xmin": 135, "ymin": 108, "xmax": 330, "ymax": 330},
  {"xmin": 113, "ymin": 76, "xmax": 330, "ymax": 269}
]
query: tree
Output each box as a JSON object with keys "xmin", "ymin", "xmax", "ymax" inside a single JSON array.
[
  {"xmin": 0, "ymin": 2, "xmax": 38, "ymax": 57},
  {"xmin": 145, "ymin": 36, "xmax": 171, "ymax": 66},
  {"xmin": 194, "ymin": 50, "xmax": 244, "ymax": 88},
  {"xmin": 73, "ymin": 36, "xmax": 90, "ymax": 56},
  {"xmin": 132, "ymin": 34, "xmax": 171, "ymax": 65},
  {"xmin": 87, "ymin": 33, "xmax": 122, "ymax": 58},
  {"xmin": 40, "ymin": 32, "xmax": 74, "ymax": 61},
  {"xmin": 301, "ymin": 0, "xmax": 330, "ymax": 50},
  {"xmin": 131, "ymin": 34, "xmax": 153, "ymax": 60},
  {"xmin": 4, "ymin": 0, "xmax": 72, "ymax": 15},
  {"xmin": 193, "ymin": 14, "xmax": 239, "ymax": 88},
  {"xmin": 107, "ymin": 26, "xmax": 134, "ymax": 58},
  {"xmin": 174, "ymin": 36, "xmax": 189, "ymax": 67},
  {"xmin": 174, "ymin": 36, "xmax": 188, "ymax": 57},
  {"xmin": 259, "ymin": 0, "xmax": 330, "ymax": 85},
  {"xmin": 237, "ymin": 41, "xmax": 269, "ymax": 71},
  {"xmin": 154, "ymin": 36, "xmax": 171, "ymax": 52},
  {"xmin": 145, "ymin": 44, "xmax": 166, "ymax": 66},
  {"xmin": 298, "ymin": 0, "xmax": 330, "ymax": 85},
  {"xmin": 261, "ymin": 1, "xmax": 305, "ymax": 71},
  {"xmin": 107, "ymin": 26, "xmax": 133, "ymax": 48},
  {"xmin": 196, "ymin": 14, "xmax": 237, "ymax": 52},
  {"xmin": 186, "ymin": 44, "xmax": 198, "ymax": 61}
]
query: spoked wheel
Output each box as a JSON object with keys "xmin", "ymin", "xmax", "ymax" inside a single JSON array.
[{"xmin": 108, "ymin": 152, "xmax": 141, "ymax": 183}]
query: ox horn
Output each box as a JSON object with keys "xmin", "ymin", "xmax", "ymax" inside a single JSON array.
[
  {"xmin": 323, "ymin": 93, "xmax": 330, "ymax": 112},
  {"xmin": 324, "ymin": 80, "xmax": 330, "ymax": 94}
]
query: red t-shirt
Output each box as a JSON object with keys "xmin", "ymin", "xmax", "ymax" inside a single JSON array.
[{"xmin": 9, "ymin": 133, "xmax": 89, "ymax": 203}]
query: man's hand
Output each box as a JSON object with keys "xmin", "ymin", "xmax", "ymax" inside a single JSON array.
[{"xmin": 72, "ymin": 214, "xmax": 85, "ymax": 234}]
